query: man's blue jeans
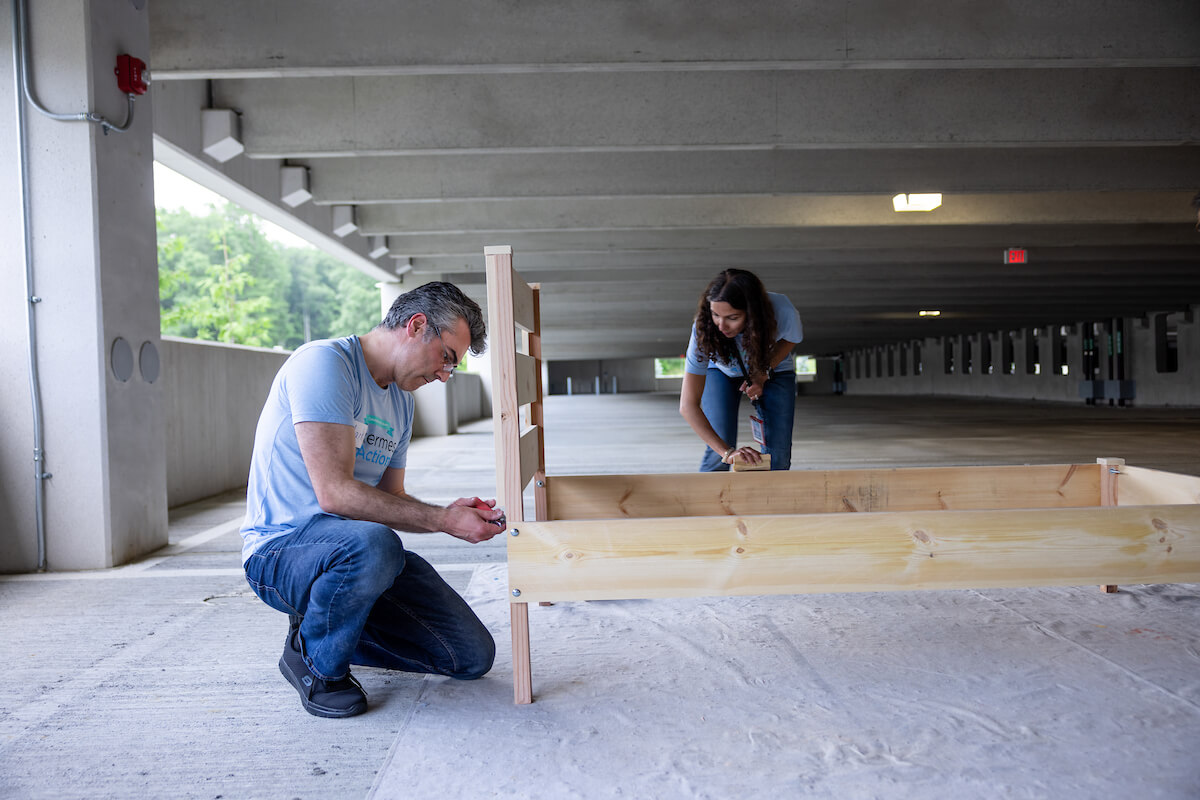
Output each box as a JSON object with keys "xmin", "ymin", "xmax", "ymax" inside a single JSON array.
[
  {"xmin": 244, "ymin": 514, "xmax": 495, "ymax": 682},
  {"xmin": 699, "ymin": 368, "xmax": 796, "ymax": 471}
]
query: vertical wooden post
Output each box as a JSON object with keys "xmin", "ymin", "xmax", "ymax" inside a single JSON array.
[
  {"xmin": 510, "ymin": 600, "xmax": 532, "ymax": 705},
  {"xmin": 1097, "ymin": 457, "xmax": 1126, "ymax": 593},
  {"xmin": 529, "ymin": 285, "xmax": 554, "ymax": 611},
  {"xmin": 485, "ymin": 245, "xmax": 536, "ymax": 704}
]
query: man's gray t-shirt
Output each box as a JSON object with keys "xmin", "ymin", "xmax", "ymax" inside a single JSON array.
[{"xmin": 240, "ymin": 336, "xmax": 414, "ymax": 563}]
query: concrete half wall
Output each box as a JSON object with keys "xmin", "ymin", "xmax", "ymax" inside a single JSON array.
[
  {"xmin": 161, "ymin": 337, "xmax": 289, "ymax": 507},
  {"xmin": 161, "ymin": 338, "xmax": 489, "ymax": 508}
]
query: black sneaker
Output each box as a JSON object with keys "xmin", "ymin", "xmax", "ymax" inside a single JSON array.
[{"xmin": 278, "ymin": 628, "xmax": 368, "ymax": 718}]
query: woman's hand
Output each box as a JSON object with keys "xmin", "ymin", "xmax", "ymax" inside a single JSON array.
[
  {"xmin": 722, "ymin": 446, "xmax": 763, "ymax": 466},
  {"xmin": 739, "ymin": 373, "xmax": 768, "ymax": 401}
]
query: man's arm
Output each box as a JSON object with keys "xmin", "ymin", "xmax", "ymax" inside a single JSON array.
[{"xmin": 295, "ymin": 421, "xmax": 502, "ymax": 543}]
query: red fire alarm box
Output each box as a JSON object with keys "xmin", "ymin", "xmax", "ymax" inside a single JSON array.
[
  {"xmin": 1004, "ymin": 247, "xmax": 1028, "ymax": 265},
  {"xmin": 115, "ymin": 55, "xmax": 149, "ymax": 95}
]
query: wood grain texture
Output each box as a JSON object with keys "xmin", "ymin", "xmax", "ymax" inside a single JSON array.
[
  {"xmin": 543, "ymin": 464, "xmax": 1103, "ymax": 520},
  {"xmin": 1118, "ymin": 466, "xmax": 1200, "ymax": 507},
  {"xmin": 485, "ymin": 249, "xmax": 526, "ymax": 521},
  {"xmin": 506, "ymin": 504, "xmax": 1200, "ymax": 603},
  {"xmin": 487, "ymin": 249, "xmax": 543, "ymax": 704},
  {"xmin": 515, "ymin": 353, "xmax": 539, "ymax": 409},
  {"xmin": 510, "ymin": 602, "xmax": 533, "ymax": 705},
  {"xmin": 519, "ymin": 426, "xmax": 542, "ymax": 492}
]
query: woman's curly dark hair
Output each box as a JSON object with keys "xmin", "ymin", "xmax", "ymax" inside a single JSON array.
[{"xmin": 693, "ymin": 269, "xmax": 777, "ymax": 379}]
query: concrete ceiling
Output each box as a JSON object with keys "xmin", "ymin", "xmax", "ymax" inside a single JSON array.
[{"xmin": 148, "ymin": 0, "xmax": 1200, "ymax": 360}]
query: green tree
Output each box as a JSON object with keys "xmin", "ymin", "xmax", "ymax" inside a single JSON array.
[{"xmin": 156, "ymin": 200, "xmax": 382, "ymax": 348}]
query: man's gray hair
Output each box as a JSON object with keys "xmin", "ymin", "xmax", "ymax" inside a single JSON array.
[{"xmin": 378, "ymin": 281, "xmax": 487, "ymax": 356}]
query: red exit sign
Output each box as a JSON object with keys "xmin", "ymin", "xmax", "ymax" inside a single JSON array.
[{"xmin": 1004, "ymin": 247, "xmax": 1028, "ymax": 264}]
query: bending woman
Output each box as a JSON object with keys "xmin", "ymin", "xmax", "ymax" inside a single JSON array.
[{"xmin": 679, "ymin": 269, "xmax": 803, "ymax": 471}]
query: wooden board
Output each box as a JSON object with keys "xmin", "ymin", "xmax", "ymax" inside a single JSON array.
[
  {"xmin": 1118, "ymin": 466, "xmax": 1200, "ymax": 507},
  {"xmin": 515, "ymin": 353, "xmax": 539, "ymax": 409},
  {"xmin": 519, "ymin": 426, "xmax": 542, "ymax": 492},
  {"xmin": 544, "ymin": 464, "xmax": 1102, "ymax": 520},
  {"xmin": 506, "ymin": 504, "xmax": 1200, "ymax": 603}
]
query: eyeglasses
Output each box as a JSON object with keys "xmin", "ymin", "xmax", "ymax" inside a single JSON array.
[{"xmin": 429, "ymin": 323, "xmax": 460, "ymax": 375}]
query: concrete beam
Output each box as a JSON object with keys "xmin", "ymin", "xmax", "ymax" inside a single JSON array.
[
  {"xmin": 408, "ymin": 244, "xmax": 1200, "ymax": 275},
  {"xmin": 300, "ymin": 147, "xmax": 1200, "ymax": 203},
  {"xmin": 361, "ymin": 223, "xmax": 1199, "ymax": 259},
  {"xmin": 148, "ymin": 0, "xmax": 1200, "ymax": 78},
  {"xmin": 212, "ymin": 69, "xmax": 1200, "ymax": 157},
  {"xmin": 354, "ymin": 192, "xmax": 1194, "ymax": 235},
  {"xmin": 150, "ymin": 80, "xmax": 399, "ymax": 282}
]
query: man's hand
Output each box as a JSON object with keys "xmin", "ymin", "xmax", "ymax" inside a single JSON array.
[{"xmin": 443, "ymin": 497, "xmax": 506, "ymax": 543}]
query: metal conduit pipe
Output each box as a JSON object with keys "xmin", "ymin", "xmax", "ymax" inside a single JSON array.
[
  {"xmin": 14, "ymin": 0, "xmax": 136, "ymax": 133},
  {"xmin": 11, "ymin": 0, "xmax": 47, "ymax": 571}
]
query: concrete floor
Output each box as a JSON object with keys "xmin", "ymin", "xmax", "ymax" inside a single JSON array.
[{"xmin": 2, "ymin": 393, "xmax": 1199, "ymax": 799}]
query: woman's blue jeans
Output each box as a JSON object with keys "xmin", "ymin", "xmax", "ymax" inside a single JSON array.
[
  {"xmin": 244, "ymin": 514, "xmax": 495, "ymax": 682},
  {"xmin": 699, "ymin": 368, "xmax": 796, "ymax": 471}
]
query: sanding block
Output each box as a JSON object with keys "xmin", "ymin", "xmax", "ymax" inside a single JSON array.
[{"xmin": 731, "ymin": 454, "xmax": 771, "ymax": 472}]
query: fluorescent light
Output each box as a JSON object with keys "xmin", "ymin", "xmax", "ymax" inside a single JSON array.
[
  {"xmin": 918, "ymin": 310, "xmax": 941, "ymax": 317},
  {"xmin": 893, "ymin": 193, "xmax": 942, "ymax": 212}
]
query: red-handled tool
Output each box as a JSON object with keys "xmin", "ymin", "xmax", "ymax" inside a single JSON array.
[{"xmin": 473, "ymin": 500, "xmax": 506, "ymax": 528}]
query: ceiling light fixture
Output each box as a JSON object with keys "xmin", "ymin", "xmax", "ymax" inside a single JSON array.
[
  {"xmin": 918, "ymin": 310, "xmax": 941, "ymax": 317},
  {"xmin": 893, "ymin": 193, "xmax": 942, "ymax": 212},
  {"xmin": 331, "ymin": 205, "xmax": 357, "ymax": 238},
  {"xmin": 201, "ymin": 109, "xmax": 244, "ymax": 163},
  {"xmin": 280, "ymin": 165, "xmax": 312, "ymax": 207},
  {"xmin": 368, "ymin": 235, "xmax": 389, "ymax": 259}
]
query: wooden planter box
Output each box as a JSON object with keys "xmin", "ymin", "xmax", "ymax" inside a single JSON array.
[{"xmin": 484, "ymin": 247, "xmax": 1200, "ymax": 705}]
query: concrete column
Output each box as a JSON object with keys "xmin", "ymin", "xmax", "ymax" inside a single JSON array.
[
  {"xmin": 0, "ymin": 0, "xmax": 165, "ymax": 570},
  {"xmin": 376, "ymin": 280, "xmax": 404, "ymax": 321}
]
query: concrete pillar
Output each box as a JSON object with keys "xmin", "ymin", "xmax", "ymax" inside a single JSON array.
[
  {"xmin": 0, "ymin": 0, "xmax": 165, "ymax": 570},
  {"xmin": 376, "ymin": 280, "xmax": 404, "ymax": 321}
]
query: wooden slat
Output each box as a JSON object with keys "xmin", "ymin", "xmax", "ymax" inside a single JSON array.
[
  {"xmin": 1097, "ymin": 457, "xmax": 1124, "ymax": 507},
  {"xmin": 1118, "ymin": 466, "xmax": 1200, "ymax": 507},
  {"xmin": 534, "ymin": 469, "xmax": 549, "ymax": 521},
  {"xmin": 515, "ymin": 353, "xmax": 538, "ymax": 408},
  {"xmin": 510, "ymin": 276, "xmax": 535, "ymax": 333},
  {"xmin": 544, "ymin": 464, "xmax": 1103, "ymax": 520},
  {"xmin": 519, "ymin": 426, "xmax": 542, "ymax": 493},
  {"xmin": 527, "ymin": 284, "xmax": 545, "ymax": 431},
  {"xmin": 1096, "ymin": 457, "xmax": 1125, "ymax": 592},
  {"xmin": 506, "ymin": 504, "xmax": 1200, "ymax": 603}
]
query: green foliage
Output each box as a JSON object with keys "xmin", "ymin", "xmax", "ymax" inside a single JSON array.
[
  {"xmin": 654, "ymin": 358, "xmax": 686, "ymax": 378},
  {"xmin": 156, "ymin": 203, "xmax": 382, "ymax": 348}
]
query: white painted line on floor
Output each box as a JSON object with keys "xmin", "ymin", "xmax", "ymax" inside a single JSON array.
[
  {"xmin": 174, "ymin": 516, "xmax": 245, "ymax": 550},
  {"xmin": 111, "ymin": 516, "xmax": 245, "ymax": 575}
]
